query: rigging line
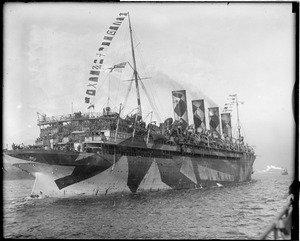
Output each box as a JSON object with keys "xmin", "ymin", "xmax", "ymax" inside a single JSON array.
[
  {"xmin": 139, "ymin": 78, "xmax": 163, "ymax": 123},
  {"xmin": 94, "ymin": 74, "xmax": 109, "ymax": 107},
  {"xmin": 134, "ymin": 33, "xmax": 149, "ymax": 77},
  {"xmin": 239, "ymin": 123, "xmax": 249, "ymax": 144},
  {"xmin": 107, "ymin": 34, "xmax": 128, "ymax": 106},
  {"xmin": 133, "ymin": 31, "xmax": 151, "ymax": 84},
  {"xmin": 133, "ymin": 31, "xmax": 157, "ymax": 101},
  {"xmin": 233, "ymin": 123, "xmax": 241, "ymax": 140},
  {"xmin": 107, "ymin": 76, "xmax": 116, "ymax": 107},
  {"xmin": 125, "ymin": 107, "xmax": 139, "ymax": 117},
  {"xmin": 114, "ymin": 32, "xmax": 129, "ymax": 101},
  {"xmin": 133, "ymin": 47, "xmax": 164, "ymax": 121},
  {"xmin": 110, "ymin": 67, "xmax": 126, "ymax": 110},
  {"xmin": 132, "ymin": 28, "xmax": 164, "ymax": 122},
  {"xmin": 143, "ymin": 111, "xmax": 152, "ymax": 122},
  {"xmin": 95, "ymin": 56, "xmax": 126, "ymax": 108},
  {"xmin": 96, "ymin": 75, "xmax": 112, "ymax": 109},
  {"xmin": 108, "ymin": 20, "xmax": 129, "ymax": 64},
  {"xmin": 108, "ymin": 74, "xmax": 111, "ymax": 106},
  {"xmin": 122, "ymin": 105, "xmax": 139, "ymax": 117},
  {"xmin": 139, "ymin": 77, "xmax": 164, "ymax": 122},
  {"xmin": 144, "ymin": 79, "xmax": 164, "ymax": 120},
  {"xmin": 122, "ymin": 73, "xmax": 134, "ymax": 114},
  {"xmin": 144, "ymin": 111, "xmax": 156, "ymax": 124},
  {"xmin": 135, "ymin": 44, "xmax": 165, "ymax": 121},
  {"xmin": 107, "ymin": 94, "xmax": 118, "ymax": 111}
]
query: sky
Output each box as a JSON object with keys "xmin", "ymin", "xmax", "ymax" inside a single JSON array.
[{"xmin": 3, "ymin": 2, "xmax": 296, "ymax": 174}]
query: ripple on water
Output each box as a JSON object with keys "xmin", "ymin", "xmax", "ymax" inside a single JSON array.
[{"xmin": 3, "ymin": 174, "xmax": 293, "ymax": 239}]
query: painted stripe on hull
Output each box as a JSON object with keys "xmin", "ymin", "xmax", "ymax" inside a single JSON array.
[
  {"xmin": 157, "ymin": 157, "xmax": 197, "ymax": 189},
  {"xmin": 126, "ymin": 156, "xmax": 153, "ymax": 193},
  {"xmin": 54, "ymin": 165, "xmax": 110, "ymax": 190},
  {"xmin": 180, "ymin": 157, "xmax": 197, "ymax": 184},
  {"xmin": 137, "ymin": 159, "xmax": 171, "ymax": 192},
  {"xmin": 84, "ymin": 156, "xmax": 131, "ymax": 195}
]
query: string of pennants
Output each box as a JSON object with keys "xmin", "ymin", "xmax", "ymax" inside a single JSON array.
[
  {"xmin": 222, "ymin": 94, "xmax": 236, "ymax": 113},
  {"xmin": 223, "ymin": 94, "xmax": 244, "ymax": 113},
  {"xmin": 84, "ymin": 13, "xmax": 129, "ymax": 110}
]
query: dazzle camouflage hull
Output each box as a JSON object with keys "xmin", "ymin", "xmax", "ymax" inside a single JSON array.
[{"xmin": 5, "ymin": 145, "xmax": 255, "ymax": 197}]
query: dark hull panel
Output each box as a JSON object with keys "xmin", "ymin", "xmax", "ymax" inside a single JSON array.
[{"xmin": 4, "ymin": 150, "xmax": 255, "ymax": 197}]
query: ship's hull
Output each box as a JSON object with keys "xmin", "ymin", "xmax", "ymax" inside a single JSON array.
[{"xmin": 4, "ymin": 149, "xmax": 255, "ymax": 197}]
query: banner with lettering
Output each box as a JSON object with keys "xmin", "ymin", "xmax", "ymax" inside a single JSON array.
[
  {"xmin": 192, "ymin": 99, "xmax": 206, "ymax": 134},
  {"xmin": 172, "ymin": 90, "xmax": 189, "ymax": 130},
  {"xmin": 84, "ymin": 13, "xmax": 128, "ymax": 109}
]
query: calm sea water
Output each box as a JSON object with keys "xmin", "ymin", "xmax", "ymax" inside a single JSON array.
[{"xmin": 3, "ymin": 173, "xmax": 293, "ymax": 239}]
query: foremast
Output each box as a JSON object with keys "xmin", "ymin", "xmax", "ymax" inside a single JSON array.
[{"xmin": 128, "ymin": 12, "xmax": 142, "ymax": 119}]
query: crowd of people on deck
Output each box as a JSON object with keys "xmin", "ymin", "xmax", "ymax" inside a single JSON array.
[
  {"xmin": 147, "ymin": 117, "xmax": 254, "ymax": 154},
  {"xmin": 37, "ymin": 116, "xmax": 122, "ymax": 142},
  {"xmin": 11, "ymin": 143, "xmax": 40, "ymax": 150},
  {"xmin": 10, "ymin": 113, "xmax": 254, "ymax": 155},
  {"xmin": 11, "ymin": 143, "xmax": 25, "ymax": 150}
]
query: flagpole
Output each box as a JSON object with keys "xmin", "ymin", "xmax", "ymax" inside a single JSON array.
[{"xmin": 235, "ymin": 95, "xmax": 241, "ymax": 139}]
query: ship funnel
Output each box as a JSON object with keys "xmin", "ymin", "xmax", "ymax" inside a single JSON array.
[
  {"xmin": 172, "ymin": 90, "xmax": 189, "ymax": 130},
  {"xmin": 221, "ymin": 113, "xmax": 232, "ymax": 138},
  {"xmin": 208, "ymin": 107, "xmax": 221, "ymax": 135},
  {"xmin": 192, "ymin": 99, "xmax": 206, "ymax": 134}
]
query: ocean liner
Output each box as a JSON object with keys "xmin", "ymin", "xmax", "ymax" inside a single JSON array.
[{"xmin": 5, "ymin": 12, "xmax": 256, "ymax": 197}]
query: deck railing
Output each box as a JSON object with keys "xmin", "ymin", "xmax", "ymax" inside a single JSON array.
[{"xmin": 259, "ymin": 199, "xmax": 293, "ymax": 240}]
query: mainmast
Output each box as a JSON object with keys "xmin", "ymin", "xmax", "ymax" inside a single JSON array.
[{"xmin": 128, "ymin": 12, "xmax": 142, "ymax": 119}]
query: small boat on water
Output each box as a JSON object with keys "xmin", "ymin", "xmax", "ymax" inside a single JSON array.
[
  {"xmin": 281, "ymin": 168, "xmax": 288, "ymax": 175},
  {"xmin": 4, "ymin": 12, "xmax": 256, "ymax": 197}
]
